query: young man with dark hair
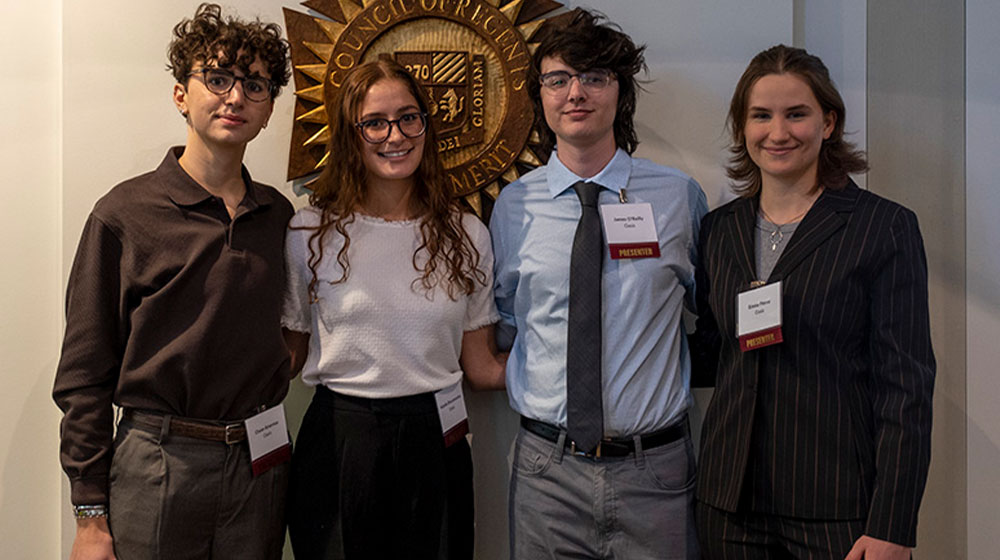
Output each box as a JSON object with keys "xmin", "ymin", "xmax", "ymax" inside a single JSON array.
[
  {"xmin": 53, "ymin": 4, "xmax": 293, "ymax": 558},
  {"xmin": 491, "ymin": 9, "xmax": 707, "ymax": 559}
]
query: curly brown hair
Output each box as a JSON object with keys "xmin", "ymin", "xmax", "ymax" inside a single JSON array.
[
  {"xmin": 167, "ymin": 3, "xmax": 290, "ymax": 97},
  {"xmin": 727, "ymin": 44, "xmax": 868, "ymax": 197},
  {"xmin": 528, "ymin": 9, "xmax": 647, "ymax": 156},
  {"xmin": 299, "ymin": 59, "xmax": 484, "ymax": 302}
]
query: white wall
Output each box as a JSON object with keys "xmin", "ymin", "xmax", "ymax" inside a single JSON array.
[
  {"xmin": 796, "ymin": 0, "xmax": 866, "ymax": 185},
  {"xmin": 867, "ymin": 2, "xmax": 967, "ymax": 556},
  {"xmin": 625, "ymin": 0, "xmax": 793, "ymax": 208},
  {"xmin": 0, "ymin": 0, "xmax": 65, "ymax": 558},
  {"xmin": 966, "ymin": 1, "xmax": 1000, "ymax": 557}
]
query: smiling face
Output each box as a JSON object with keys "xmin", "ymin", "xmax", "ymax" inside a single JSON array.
[
  {"xmin": 744, "ymin": 72, "xmax": 835, "ymax": 191},
  {"xmin": 356, "ymin": 78, "xmax": 426, "ymax": 189},
  {"xmin": 173, "ymin": 54, "xmax": 274, "ymax": 155},
  {"xmin": 539, "ymin": 56, "xmax": 619, "ymax": 156}
]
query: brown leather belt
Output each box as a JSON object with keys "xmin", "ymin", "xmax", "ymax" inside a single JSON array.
[{"xmin": 123, "ymin": 409, "xmax": 247, "ymax": 444}]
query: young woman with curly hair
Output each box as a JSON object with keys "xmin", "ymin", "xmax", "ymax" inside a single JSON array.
[{"xmin": 281, "ymin": 58, "xmax": 505, "ymax": 560}]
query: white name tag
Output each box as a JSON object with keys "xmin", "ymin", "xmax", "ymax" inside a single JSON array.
[
  {"xmin": 244, "ymin": 404, "xmax": 291, "ymax": 476},
  {"xmin": 599, "ymin": 202, "xmax": 660, "ymax": 259},
  {"xmin": 435, "ymin": 380, "xmax": 469, "ymax": 448},
  {"xmin": 736, "ymin": 281, "xmax": 783, "ymax": 351}
]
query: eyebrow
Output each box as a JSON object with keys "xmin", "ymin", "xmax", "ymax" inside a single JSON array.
[
  {"xmin": 748, "ymin": 104, "xmax": 812, "ymax": 112},
  {"xmin": 196, "ymin": 64, "xmax": 264, "ymax": 78},
  {"xmin": 359, "ymin": 105, "xmax": 420, "ymax": 120}
]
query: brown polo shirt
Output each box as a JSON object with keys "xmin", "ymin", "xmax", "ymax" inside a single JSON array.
[{"xmin": 53, "ymin": 147, "xmax": 294, "ymax": 505}]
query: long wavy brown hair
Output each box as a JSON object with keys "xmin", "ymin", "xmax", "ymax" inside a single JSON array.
[
  {"xmin": 727, "ymin": 45, "xmax": 868, "ymax": 197},
  {"xmin": 298, "ymin": 59, "xmax": 484, "ymax": 302}
]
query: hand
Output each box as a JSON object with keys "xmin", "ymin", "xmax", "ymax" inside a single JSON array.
[
  {"xmin": 70, "ymin": 517, "xmax": 115, "ymax": 560},
  {"xmin": 844, "ymin": 535, "xmax": 910, "ymax": 560}
]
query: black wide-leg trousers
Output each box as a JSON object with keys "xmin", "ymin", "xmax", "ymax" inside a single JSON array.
[{"xmin": 287, "ymin": 386, "xmax": 473, "ymax": 560}]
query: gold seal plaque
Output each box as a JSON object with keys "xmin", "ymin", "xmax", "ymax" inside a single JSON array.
[{"xmin": 284, "ymin": 0, "xmax": 564, "ymax": 215}]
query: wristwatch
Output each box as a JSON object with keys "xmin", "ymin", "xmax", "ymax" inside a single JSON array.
[{"xmin": 73, "ymin": 504, "xmax": 108, "ymax": 519}]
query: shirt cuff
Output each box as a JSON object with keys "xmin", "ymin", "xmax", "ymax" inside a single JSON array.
[{"xmin": 71, "ymin": 475, "xmax": 109, "ymax": 506}]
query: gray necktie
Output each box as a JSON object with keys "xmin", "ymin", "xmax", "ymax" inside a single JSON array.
[{"xmin": 566, "ymin": 181, "xmax": 604, "ymax": 453}]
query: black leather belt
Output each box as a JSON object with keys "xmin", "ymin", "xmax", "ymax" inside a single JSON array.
[{"xmin": 520, "ymin": 415, "xmax": 687, "ymax": 458}]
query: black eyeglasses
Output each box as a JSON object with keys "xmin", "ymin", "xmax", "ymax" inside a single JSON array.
[
  {"xmin": 355, "ymin": 112, "xmax": 428, "ymax": 144},
  {"xmin": 188, "ymin": 67, "xmax": 274, "ymax": 103},
  {"xmin": 539, "ymin": 69, "xmax": 616, "ymax": 93}
]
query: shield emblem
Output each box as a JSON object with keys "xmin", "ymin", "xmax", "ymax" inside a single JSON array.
[{"xmin": 395, "ymin": 51, "xmax": 486, "ymax": 152}]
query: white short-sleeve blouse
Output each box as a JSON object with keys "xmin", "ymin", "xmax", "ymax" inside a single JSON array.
[{"xmin": 282, "ymin": 209, "xmax": 499, "ymax": 398}]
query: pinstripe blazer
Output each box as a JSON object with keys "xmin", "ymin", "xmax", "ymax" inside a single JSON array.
[{"xmin": 691, "ymin": 181, "xmax": 935, "ymax": 546}]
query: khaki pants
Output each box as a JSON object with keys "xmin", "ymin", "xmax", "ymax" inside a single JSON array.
[{"xmin": 108, "ymin": 416, "xmax": 288, "ymax": 560}]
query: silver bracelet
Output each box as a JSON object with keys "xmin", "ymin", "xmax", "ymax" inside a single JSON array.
[{"xmin": 73, "ymin": 504, "xmax": 108, "ymax": 519}]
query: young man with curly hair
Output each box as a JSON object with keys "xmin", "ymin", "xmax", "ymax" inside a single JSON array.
[
  {"xmin": 490, "ymin": 9, "xmax": 706, "ymax": 559},
  {"xmin": 53, "ymin": 4, "xmax": 292, "ymax": 558}
]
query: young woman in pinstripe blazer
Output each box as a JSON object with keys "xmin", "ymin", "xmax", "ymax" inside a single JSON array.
[{"xmin": 692, "ymin": 45, "xmax": 935, "ymax": 560}]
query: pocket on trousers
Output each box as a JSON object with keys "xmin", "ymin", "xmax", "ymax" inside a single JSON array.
[
  {"xmin": 511, "ymin": 430, "xmax": 556, "ymax": 478},
  {"xmin": 108, "ymin": 423, "xmax": 166, "ymax": 557},
  {"xmin": 109, "ymin": 422, "xmax": 164, "ymax": 488},
  {"xmin": 641, "ymin": 436, "xmax": 697, "ymax": 492}
]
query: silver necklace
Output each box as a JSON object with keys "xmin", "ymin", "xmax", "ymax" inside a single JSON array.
[{"xmin": 759, "ymin": 207, "xmax": 809, "ymax": 252}]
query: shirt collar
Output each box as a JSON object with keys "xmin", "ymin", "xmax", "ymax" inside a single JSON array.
[
  {"xmin": 545, "ymin": 147, "xmax": 632, "ymax": 198},
  {"xmin": 158, "ymin": 146, "xmax": 273, "ymax": 210}
]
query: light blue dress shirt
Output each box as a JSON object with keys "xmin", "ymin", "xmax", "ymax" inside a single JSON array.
[{"xmin": 491, "ymin": 148, "xmax": 708, "ymax": 436}]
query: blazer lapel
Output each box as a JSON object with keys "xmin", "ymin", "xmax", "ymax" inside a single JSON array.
[
  {"xmin": 767, "ymin": 181, "xmax": 860, "ymax": 282},
  {"xmin": 721, "ymin": 196, "xmax": 758, "ymax": 285}
]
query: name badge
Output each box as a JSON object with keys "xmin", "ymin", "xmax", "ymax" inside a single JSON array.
[
  {"xmin": 599, "ymin": 202, "xmax": 660, "ymax": 259},
  {"xmin": 435, "ymin": 380, "xmax": 469, "ymax": 448},
  {"xmin": 736, "ymin": 281, "xmax": 783, "ymax": 351},
  {"xmin": 244, "ymin": 404, "xmax": 291, "ymax": 476}
]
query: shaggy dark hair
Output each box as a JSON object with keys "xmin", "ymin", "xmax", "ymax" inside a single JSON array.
[
  {"xmin": 727, "ymin": 44, "xmax": 868, "ymax": 196},
  {"xmin": 528, "ymin": 9, "xmax": 647, "ymax": 155},
  {"xmin": 298, "ymin": 59, "xmax": 484, "ymax": 302},
  {"xmin": 167, "ymin": 3, "xmax": 290, "ymax": 98}
]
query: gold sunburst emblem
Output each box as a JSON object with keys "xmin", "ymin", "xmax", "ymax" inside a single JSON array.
[{"xmin": 283, "ymin": 0, "xmax": 565, "ymax": 215}]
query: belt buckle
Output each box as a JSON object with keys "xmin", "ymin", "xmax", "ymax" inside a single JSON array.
[
  {"xmin": 570, "ymin": 440, "xmax": 602, "ymax": 458},
  {"xmin": 224, "ymin": 423, "xmax": 242, "ymax": 445}
]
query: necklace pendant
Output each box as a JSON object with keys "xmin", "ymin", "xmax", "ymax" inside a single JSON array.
[{"xmin": 768, "ymin": 228, "xmax": 783, "ymax": 252}]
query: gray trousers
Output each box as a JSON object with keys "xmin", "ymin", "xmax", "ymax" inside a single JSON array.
[
  {"xmin": 509, "ymin": 425, "xmax": 699, "ymax": 559},
  {"xmin": 108, "ymin": 416, "xmax": 288, "ymax": 560}
]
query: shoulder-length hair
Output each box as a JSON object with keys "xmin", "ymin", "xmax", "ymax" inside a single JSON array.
[
  {"xmin": 727, "ymin": 44, "xmax": 868, "ymax": 197},
  {"xmin": 298, "ymin": 58, "xmax": 483, "ymax": 301}
]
